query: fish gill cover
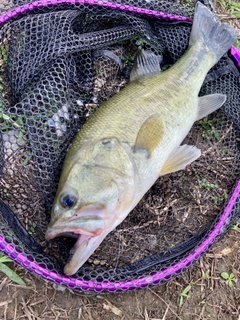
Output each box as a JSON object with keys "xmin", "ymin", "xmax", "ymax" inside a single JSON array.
[{"xmin": 0, "ymin": 0, "xmax": 239, "ymax": 292}]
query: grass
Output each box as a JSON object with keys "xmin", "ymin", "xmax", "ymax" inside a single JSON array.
[
  {"xmin": 218, "ymin": 0, "xmax": 240, "ymax": 48},
  {"xmin": 220, "ymin": 0, "xmax": 240, "ymax": 17},
  {"xmin": 232, "ymin": 223, "xmax": 240, "ymax": 232},
  {"xmin": 0, "ymin": 253, "xmax": 26, "ymax": 286},
  {"xmin": 197, "ymin": 116, "xmax": 221, "ymax": 141},
  {"xmin": 0, "ymin": 111, "xmax": 23, "ymax": 130},
  {"xmin": 219, "ymin": 0, "xmax": 238, "ymax": 14},
  {"xmin": 179, "ymin": 281, "xmax": 194, "ymax": 308},
  {"xmin": 198, "ymin": 178, "xmax": 218, "ymax": 191}
]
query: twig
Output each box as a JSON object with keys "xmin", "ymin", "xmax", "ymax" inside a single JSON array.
[
  {"xmin": 162, "ymin": 305, "xmax": 170, "ymax": 320},
  {"xmin": 198, "ymin": 303, "xmax": 206, "ymax": 320},
  {"xmin": 0, "ymin": 277, "xmax": 8, "ymax": 291},
  {"xmin": 14, "ymin": 297, "xmax": 17, "ymax": 320},
  {"xmin": 210, "ymin": 258, "xmax": 215, "ymax": 291},
  {"xmin": 144, "ymin": 308, "xmax": 150, "ymax": 320},
  {"xmin": 21, "ymin": 298, "xmax": 33, "ymax": 320},
  {"xmin": 0, "ymin": 300, "xmax": 12, "ymax": 307},
  {"xmin": 149, "ymin": 289, "xmax": 183, "ymax": 320}
]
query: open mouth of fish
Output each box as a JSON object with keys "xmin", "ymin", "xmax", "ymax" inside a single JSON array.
[{"xmin": 45, "ymin": 216, "xmax": 106, "ymax": 275}]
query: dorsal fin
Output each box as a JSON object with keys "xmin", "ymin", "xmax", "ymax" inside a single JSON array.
[{"xmin": 130, "ymin": 49, "xmax": 162, "ymax": 82}]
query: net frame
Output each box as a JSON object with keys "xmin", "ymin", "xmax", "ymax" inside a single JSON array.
[{"xmin": 0, "ymin": 0, "xmax": 239, "ymax": 293}]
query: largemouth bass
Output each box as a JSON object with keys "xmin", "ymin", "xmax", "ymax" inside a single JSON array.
[{"xmin": 45, "ymin": 3, "xmax": 237, "ymax": 275}]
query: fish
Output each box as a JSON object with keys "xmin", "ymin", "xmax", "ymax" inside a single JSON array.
[{"xmin": 45, "ymin": 3, "xmax": 237, "ymax": 275}]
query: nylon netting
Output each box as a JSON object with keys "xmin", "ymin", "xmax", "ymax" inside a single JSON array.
[{"xmin": 0, "ymin": 0, "xmax": 239, "ymax": 292}]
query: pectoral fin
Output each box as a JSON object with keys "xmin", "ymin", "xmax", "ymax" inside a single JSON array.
[
  {"xmin": 134, "ymin": 114, "xmax": 165, "ymax": 157},
  {"xmin": 130, "ymin": 49, "xmax": 162, "ymax": 82},
  {"xmin": 160, "ymin": 145, "xmax": 201, "ymax": 175},
  {"xmin": 196, "ymin": 93, "xmax": 226, "ymax": 121}
]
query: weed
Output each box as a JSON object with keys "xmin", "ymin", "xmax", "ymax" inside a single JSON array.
[
  {"xmin": 179, "ymin": 281, "xmax": 194, "ymax": 308},
  {"xmin": 0, "ymin": 252, "xmax": 26, "ymax": 286},
  {"xmin": 218, "ymin": 0, "xmax": 240, "ymax": 48},
  {"xmin": 28, "ymin": 221, "xmax": 37, "ymax": 235},
  {"xmin": 23, "ymin": 152, "xmax": 33, "ymax": 165},
  {"xmin": 122, "ymin": 52, "xmax": 135, "ymax": 68},
  {"xmin": 220, "ymin": 272, "xmax": 237, "ymax": 288},
  {"xmin": 180, "ymin": 173, "xmax": 185, "ymax": 181},
  {"xmin": 204, "ymin": 269, "xmax": 210, "ymax": 279},
  {"xmin": 230, "ymin": 1, "xmax": 240, "ymax": 18},
  {"xmin": 199, "ymin": 179, "xmax": 218, "ymax": 191},
  {"xmin": 0, "ymin": 45, "xmax": 8, "ymax": 62},
  {"xmin": 210, "ymin": 196, "xmax": 221, "ymax": 204},
  {"xmin": 197, "ymin": 116, "xmax": 220, "ymax": 141},
  {"xmin": 3, "ymin": 188, "xmax": 9, "ymax": 197},
  {"xmin": 210, "ymin": 191, "xmax": 227, "ymax": 204},
  {"xmin": 135, "ymin": 38, "xmax": 147, "ymax": 50},
  {"xmin": 232, "ymin": 223, "xmax": 240, "ymax": 232},
  {"xmin": 0, "ymin": 108, "xmax": 25, "ymax": 132},
  {"xmin": 223, "ymin": 191, "xmax": 228, "ymax": 200},
  {"xmin": 219, "ymin": 0, "xmax": 240, "ymax": 48},
  {"xmin": 233, "ymin": 34, "xmax": 240, "ymax": 49}
]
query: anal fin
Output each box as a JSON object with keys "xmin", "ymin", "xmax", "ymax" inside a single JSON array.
[
  {"xmin": 196, "ymin": 93, "xmax": 226, "ymax": 121},
  {"xmin": 160, "ymin": 145, "xmax": 201, "ymax": 175}
]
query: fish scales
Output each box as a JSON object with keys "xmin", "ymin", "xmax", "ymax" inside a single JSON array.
[{"xmin": 67, "ymin": 45, "xmax": 213, "ymax": 156}]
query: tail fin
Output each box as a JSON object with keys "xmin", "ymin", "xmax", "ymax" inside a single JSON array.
[{"xmin": 189, "ymin": 2, "xmax": 237, "ymax": 63}]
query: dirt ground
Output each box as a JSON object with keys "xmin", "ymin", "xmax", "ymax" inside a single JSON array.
[
  {"xmin": 0, "ymin": 1, "xmax": 240, "ymax": 320},
  {"xmin": 0, "ymin": 227, "xmax": 239, "ymax": 320}
]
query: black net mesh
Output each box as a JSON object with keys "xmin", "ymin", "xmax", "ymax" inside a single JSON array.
[{"xmin": 0, "ymin": 0, "xmax": 239, "ymax": 290}]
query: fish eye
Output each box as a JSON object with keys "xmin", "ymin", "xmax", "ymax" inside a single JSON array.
[{"xmin": 60, "ymin": 192, "xmax": 77, "ymax": 209}]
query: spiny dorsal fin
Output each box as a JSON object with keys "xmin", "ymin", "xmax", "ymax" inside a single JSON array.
[
  {"xmin": 130, "ymin": 49, "xmax": 162, "ymax": 82},
  {"xmin": 134, "ymin": 114, "xmax": 164, "ymax": 157}
]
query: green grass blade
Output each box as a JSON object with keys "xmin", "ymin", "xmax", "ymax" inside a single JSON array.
[
  {"xmin": 0, "ymin": 262, "xmax": 26, "ymax": 286},
  {"xmin": 0, "ymin": 253, "xmax": 12, "ymax": 263}
]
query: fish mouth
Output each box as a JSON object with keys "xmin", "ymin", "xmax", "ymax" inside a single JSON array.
[
  {"xmin": 62, "ymin": 229, "xmax": 113, "ymax": 276},
  {"xmin": 54, "ymin": 231, "xmax": 79, "ymax": 239},
  {"xmin": 45, "ymin": 217, "xmax": 106, "ymax": 275},
  {"xmin": 46, "ymin": 230, "xmax": 94, "ymax": 275},
  {"xmin": 45, "ymin": 215, "xmax": 105, "ymax": 239},
  {"xmin": 63, "ymin": 233, "xmax": 92, "ymax": 275}
]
